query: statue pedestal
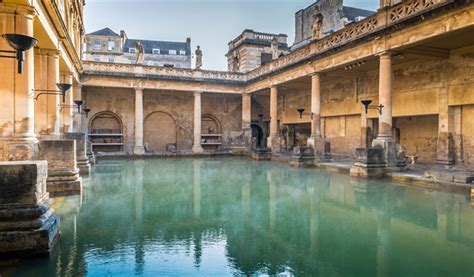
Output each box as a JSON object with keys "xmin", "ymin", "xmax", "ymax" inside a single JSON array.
[
  {"xmin": 0, "ymin": 161, "xmax": 60, "ymax": 258},
  {"xmin": 350, "ymin": 148, "xmax": 387, "ymax": 178}
]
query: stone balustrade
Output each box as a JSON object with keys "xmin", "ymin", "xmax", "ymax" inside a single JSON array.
[
  {"xmin": 83, "ymin": 0, "xmax": 453, "ymax": 87},
  {"xmin": 245, "ymin": 0, "xmax": 452, "ymax": 82},
  {"xmin": 82, "ymin": 61, "xmax": 246, "ymax": 84}
]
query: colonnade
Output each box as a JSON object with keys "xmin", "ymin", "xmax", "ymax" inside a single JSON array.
[{"xmin": 0, "ymin": 4, "xmax": 83, "ymax": 161}]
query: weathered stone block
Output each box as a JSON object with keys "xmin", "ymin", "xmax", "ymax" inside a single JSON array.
[
  {"xmin": 308, "ymin": 137, "xmax": 332, "ymax": 162},
  {"xmin": 64, "ymin": 133, "xmax": 91, "ymax": 174},
  {"xmin": 0, "ymin": 161, "xmax": 49, "ymax": 205},
  {"xmin": 39, "ymin": 140, "xmax": 82, "ymax": 196},
  {"xmin": 252, "ymin": 148, "xmax": 272, "ymax": 160},
  {"xmin": 350, "ymin": 148, "xmax": 386, "ymax": 178},
  {"xmin": 290, "ymin": 146, "xmax": 315, "ymax": 167},
  {"xmin": 0, "ymin": 161, "xmax": 60, "ymax": 258}
]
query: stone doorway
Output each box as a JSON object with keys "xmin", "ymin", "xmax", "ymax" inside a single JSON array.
[
  {"xmin": 251, "ymin": 124, "xmax": 264, "ymax": 148},
  {"xmin": 144, "ymin": 112, "xmax": 177, "ymax": 152}
]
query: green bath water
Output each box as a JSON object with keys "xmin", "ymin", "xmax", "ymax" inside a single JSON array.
[{"xmin": 2, "ymin": 157, "xmax": 474, "ymax": 276}]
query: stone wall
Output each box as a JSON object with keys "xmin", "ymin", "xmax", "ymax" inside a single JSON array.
[{"xmin": 84, "ymin": 87, "xmax": 243, "ymax": 153}]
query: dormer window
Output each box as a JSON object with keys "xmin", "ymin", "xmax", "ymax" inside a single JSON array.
[
  {"xmin": 152, "ymin": 48, "xmax": 161, "ymax": 54},
  {"xmin": 169, "ymin": 49, "xmax": 177, "ymax": 55},
  {"xmin": 179, "ymin": 50, "xmax": 186, "ymax": 55},
  {"xmin": 129, "ymin": 47, "xmax": 136, "ymax": 53}
]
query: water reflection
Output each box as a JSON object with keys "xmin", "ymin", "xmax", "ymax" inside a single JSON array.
[{"xmin": 2, "ymin": 157, "xmax": 474, "ymax": 276}]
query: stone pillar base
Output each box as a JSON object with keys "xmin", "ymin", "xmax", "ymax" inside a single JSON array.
[
  {"xmin": 134, "ymin": 146, "xmax": 145, "ymax": 155},
  {"xmin": 308, "ymin": 136, "xmax": 332, "ymax": 162},
  {"xmin": 192, "ymin": 145, "xmax": 204, "ymax": 154},
  {"xmin": 289, "ymin": 146, "xmax": 315, "ymax": 167},
  {"xmin": 372, "ymin": 137, "xmax": 405, "ymax": 168},
  {"xmin": 267, "ymin": 135, "xmax": 281, "ymax": 152},
  {"xmin": 3, "ymin": 138, "xmax": 38, "ymax": 161},
  {"xmin": 252, "ymin": 148, "xmax": 272, "ymax": 160},
  {"xmin": 64, "ymin": 133, "xmax": 91, "ymax": 176},
  {"xmin": 350, "ymin": 148, "xmax": 387, "ymax": 178},
  {"xmin": 86, "ymin": 140, "xmax": 96, "ymax": 164},
  {"xmin": 40, "ymin": 134, "xmax": 60, "ymax": 141},
  {"xmin": 39, "ymin": 140, "xmax": 83, "ymax": 196},
  {"xmin": 47, "ymin": 170, "xmax": 82, "ymax": 197},
  {"xmin": 436, "ymin": 133, "xmax": 455, "ymax": 166},
  {"xmin": 77, "ymin": 159, "xmax": 91, "ymax": 175},
  {"xmin": 0, "ymin": 161, "xmax": 60, "ymax": 258}
]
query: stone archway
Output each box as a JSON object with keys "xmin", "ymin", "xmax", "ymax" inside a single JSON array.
[{"xmin": 144, "ymin": 112, "xmax": 177, "ymax": 152}]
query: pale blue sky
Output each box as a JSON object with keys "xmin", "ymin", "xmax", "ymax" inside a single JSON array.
[{"xmin": 84, "ymin": 0, "xmax": 379, "ymax": 70}]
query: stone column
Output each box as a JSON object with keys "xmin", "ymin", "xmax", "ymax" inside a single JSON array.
[
  {"xmin": 372, "ymin": 52, "xmax": 397, "ymax": 167},
  {"xmin": 376, "ymin": 52, "xmax": 393, "ymax": 140},
  {"xmin": 436, "ymin": 84, "xmax": 455, "ymax": 165},
  {"xmin": 308, "ymin": 73, "xmax": 321, "ymax": 148},
  {"xmin": 0, "ymin": 4, "xmax": 38, "ymax": 160},
  {"xmin": 46, "ymin": 51, "xmax": 61, "ymax": 138},
  {"xmin": 72, "ymin": 84, "xmax": 83, "ymax": 133},
  {"xmin": 134, "ymin": 88, "xmax": 145, "ymax": 155},
  {"xmin": 242, "ymin": 93, "xmax": 252, "ymax": 129},
  {"xmin": 242, "ymin": 93, "xmax": 252, "ymax": 151},
  {"xmin": 192, "ymin": 91, "xmax": 204, "ymax": 154},
  {"xmin": 267, "ymin": 86, "xmax": 279, "ymax": 151},
  {"xmin": 61, "ymin": 73, "xmax": 74, "ymax": 133},
  {"xmin": 311, "ymin": 73, "xmax": 321, "ymax": 138},
  {"xmin": 307, "ymin": 73, "xmax": 331, "ymax": 161}
]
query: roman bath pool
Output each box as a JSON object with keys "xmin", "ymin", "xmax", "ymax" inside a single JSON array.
[{"xmin": 2, "ymin": 157, "xmax": 474, "ymax": 276}]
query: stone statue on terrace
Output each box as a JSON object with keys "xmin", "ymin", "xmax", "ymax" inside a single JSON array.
[
  {"xmin": 195, "ymin": 46, "xmax": 203, "ymax": 69},
  {"xmin": 271, "ymin": 36, "xmax": 279, "ymax": 60},
  {"xmin": 135, "ymin": 40, "xmax": 144, "ymax": 65},
  {"xmin": 311, "ymin": 8, "xmax": 324, "ymax": 40}
]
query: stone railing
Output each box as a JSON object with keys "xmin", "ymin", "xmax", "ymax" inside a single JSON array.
[
  {"xmin": 82, "ymin": 61, "xmax": 246, "ymax": 84},
  {"xmin": 246, "ymin": 0, "xmax": 451, "ymax": 81},
  {"xmin": 83, "ymin": 0, "xmax": 453, "ymax": 84}
]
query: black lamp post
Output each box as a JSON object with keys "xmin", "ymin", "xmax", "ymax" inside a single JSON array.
[
  {"xmin": 297, "ymin": 108, "xmax": 314, "ymax": 119},
  {"xmin": 35, "ymin": 83, "xmax": 72, "ymax": 103},
  {"xmin": 361, "ymin": 100, "xmax": 384, "ymax": 115},
  {"xmin": 83, "ymin": 108, "xmax": 92, "ymax": 118},
  {"xmin": 0, "ymin": 34, "xmax": 38, "ymax": 74},
  {"xmin": 60, "ymin": 99, "xmax": 84, "ymax": 113}
]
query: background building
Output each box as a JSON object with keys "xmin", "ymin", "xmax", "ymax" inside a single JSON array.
[
  {"xmin": 293, "ymin": 0, "xmax": 375, "ymax": 49},
  {"xmin": 84, "ymin": 27, "xmax": 192, "ymax": 68},
  {"xmin": 226, "ymin": 30, "xmax": 288, "ymax": 73}
]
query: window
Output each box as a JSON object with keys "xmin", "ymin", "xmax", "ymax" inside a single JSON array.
[
  {"xmin": 108, "ymin": 41, "xmax": 115, "ymax": 51},
  {"xmin": 152, "ymin": 48, "xmax": 161, "ymax": 54},
  {"xmin": 175, "ymin": 63, "xmax": 181, "ymax": 68},
  {"xmin": 93, "ymin": 40, "xmax": 101, "ymax": 50},
  {"xmin": 168, "ymin": 49, "xmax": 177, "ymax": 55},
  {"xmin": 129, "ymin": 47, "xmax": 136, "ymax": 53},
  {"xmin": 93, "ymin": 56, "xmax": 100, "ymax": 62},
  {"xmin": 108, "ymin": 57, "xmax": 114, "ymax": 63},
  {"xmin": 179, "ymin": 50, "xmax": 186, "ymax": 55}
]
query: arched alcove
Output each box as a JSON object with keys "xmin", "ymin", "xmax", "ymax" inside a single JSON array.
[
  {"xmin": 89, "ymin": 111, "xmax": 124, "ymax": 152},
  {"xmin": 144, "ymin": 111, "xmax": 177, "ymax": 152},
  {"xmin": 201, "ymin": 114, "xmax": 221, "ymax": 135}
]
